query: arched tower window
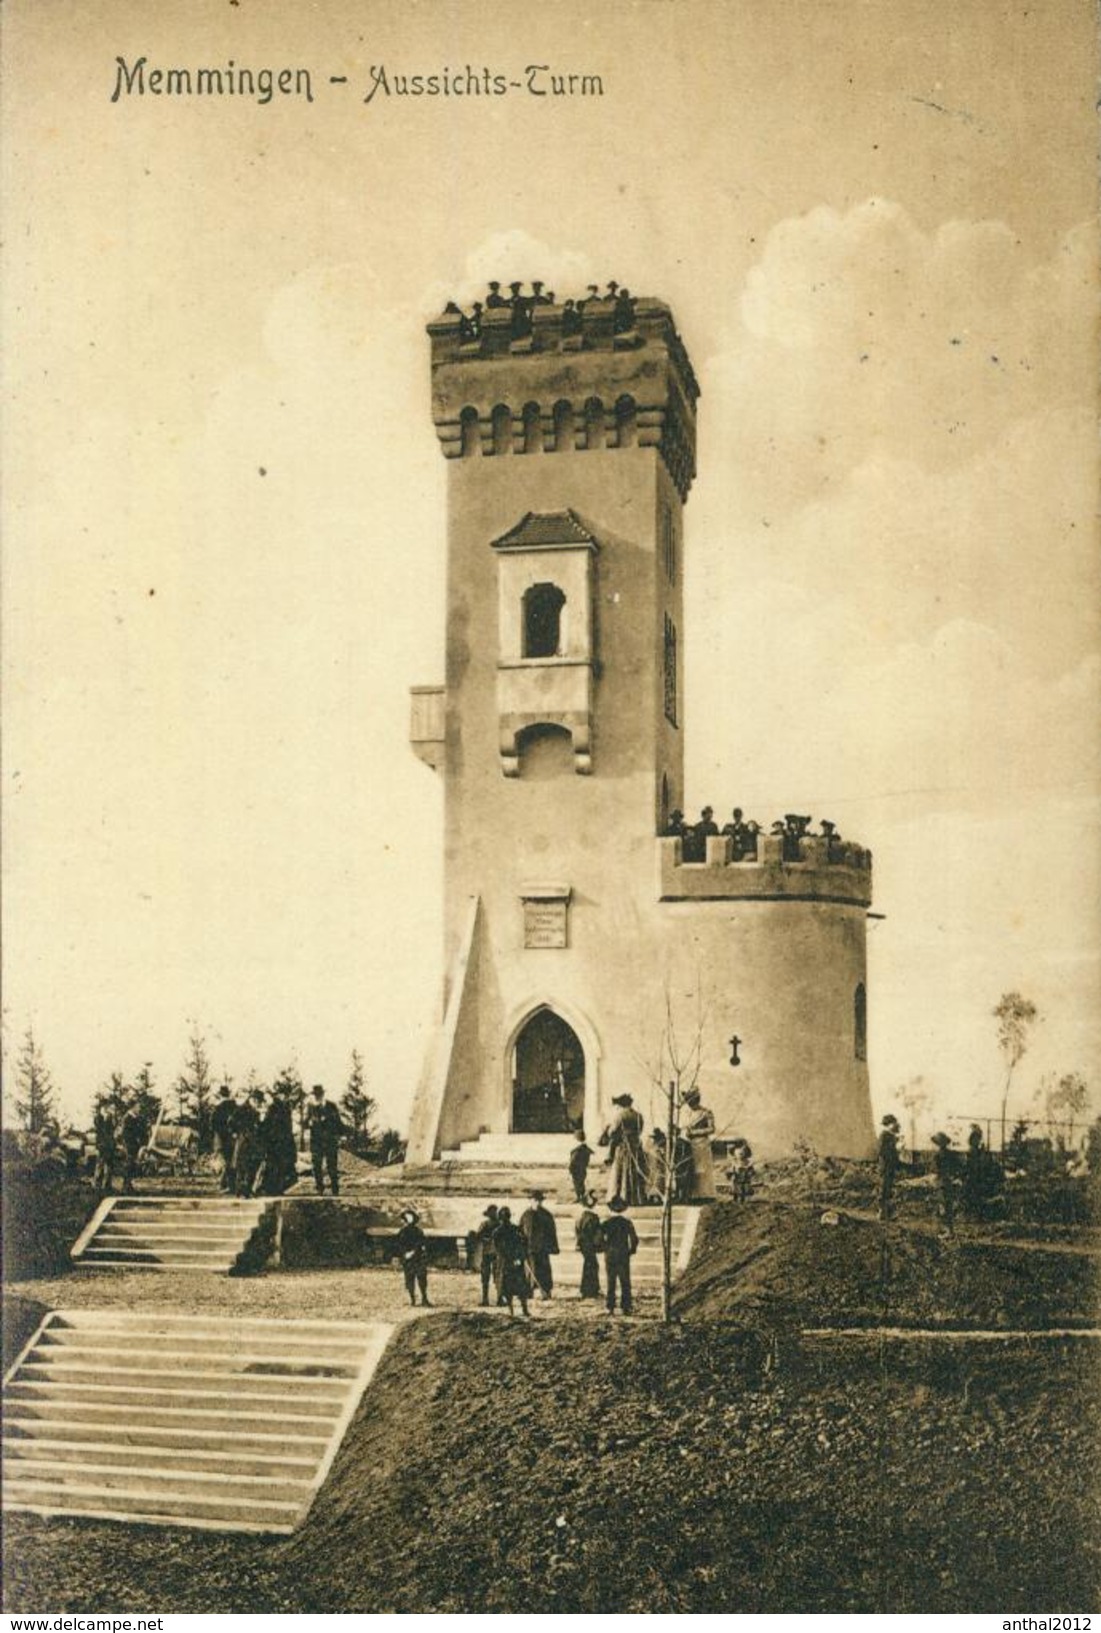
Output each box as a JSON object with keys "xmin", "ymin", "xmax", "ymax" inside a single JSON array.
[
  {"xmin": 491, "ymin": 403, "xmax": 512, "ymax": 456},
  {"xmin": 553, "ymin": 400, "xmax": 574, "ymax": 452},
  {"xmin": 523, "ymin": 583, "xmax": 566, "ymax": 658},
  {"xmin": 521, "ymin": 402, "xmax": 542, "ymax": 454},
  {"xmin": 584, "ymin": 397, "xmax": 606, "ymax": 450},
  {"xmin": 615, "ymin": 394, "xmax": 637, "ymax": 448},
  {"xmin": 854, "ymin": 983, "xmax": 867, "ymax": 1061},
  {"xmin": 460, "ymin": 406, "xmax": 480, "ymax": 457}
]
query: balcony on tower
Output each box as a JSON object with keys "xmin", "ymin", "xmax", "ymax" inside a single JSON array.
[{"xmin": 491, "ymin": 509, "xmax": 598, "ymax": 776}]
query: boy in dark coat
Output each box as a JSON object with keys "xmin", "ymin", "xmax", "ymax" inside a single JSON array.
[
  {"xmin": 568, "ymin": 1130, "xmax": 593, "ymax": 1203},
  {"xmin": 474, "ymin": 1204, "xmax": 500, "ymax": 1306},
  {"xmin": 602, "ymin": 1197, "xmax": 639, "ymax": 1315},
  {"xmin": 395, "ymin": 1208, "xmax": 430, "ymax": 1306}
]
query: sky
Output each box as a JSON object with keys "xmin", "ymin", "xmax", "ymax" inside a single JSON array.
[{"xmin": 2, "ymin": 0, "xmax": 1098, "ymax": 1139}]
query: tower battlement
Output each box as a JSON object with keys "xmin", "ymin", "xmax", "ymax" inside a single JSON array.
[
  {"xmin": 426, "ymin": 288, "xmax": 698, "ymax": 500},
  {"xmin": 657, "ymin": 834, "xmax": 872, "ymax": 907}
]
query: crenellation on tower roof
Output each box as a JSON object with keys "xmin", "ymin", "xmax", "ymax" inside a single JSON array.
[{"xmin": 426, "ymin": 285, "xmax": 699, "ymax": 499}]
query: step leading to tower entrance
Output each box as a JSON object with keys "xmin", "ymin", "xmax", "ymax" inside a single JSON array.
[{"xmin": 2, "ymin": 1310, "xmax": 392, "ymax": 1534}]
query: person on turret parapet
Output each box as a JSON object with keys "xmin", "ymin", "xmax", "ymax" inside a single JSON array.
[
  {"xmin": 665, "ymin": 808, "xmax": 687, "ymax": 839},
  {"xmin": 722, "ymin": 807, "xmax": 746, "ymax": 853},
  {"xmin": 561, "ymin": 298, "xmax": 582, "ymax": 338},
  {"xmin": 486, "ymin": 280, "xmax": 508, "ymax": 308}
]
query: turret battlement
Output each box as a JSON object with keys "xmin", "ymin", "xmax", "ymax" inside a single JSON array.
[
  {"xmin": 657, "ymin": 832, "xmax": 872, "ymax": 907},
  {"xmin": 426, "ymin": 283, "xmax": 698, "ymax": 499}
]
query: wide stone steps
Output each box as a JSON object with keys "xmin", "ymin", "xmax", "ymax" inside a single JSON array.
[
  {"xmin": 3, "ymin": 1310, "xmax": 391, "ymax": 1533},
  {"xmin": 72, "ymin": 1196, "xmax": 269, "ymax": 1273}
]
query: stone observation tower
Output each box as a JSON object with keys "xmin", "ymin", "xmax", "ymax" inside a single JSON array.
[{"xmin": 405, "ymin": 285, "xmax": 874, "ymax": 1167}]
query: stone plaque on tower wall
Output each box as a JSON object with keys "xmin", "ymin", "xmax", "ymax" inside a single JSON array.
[{"xmin": 521, "ymin": 884, "xmax": 570, "ymax": 949}]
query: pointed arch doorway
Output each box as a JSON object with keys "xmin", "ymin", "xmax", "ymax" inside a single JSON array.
[{"xmin": 510, "ymin": 1007, "xmax": 586, "ymax": 1133}]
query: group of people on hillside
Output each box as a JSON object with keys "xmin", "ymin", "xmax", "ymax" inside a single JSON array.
[
  {"xmin": 877, "ymin": 1113, "xmax": 1005, "ymax": 1234},
  {"xmin": 211, "ymin": 1082, "xmax": 343, "ymax": 1198},
  {"xmin": 392, "ymin": 1190, "xmax": 642, "ymax": 1317},
  {"xmin": 479, "ymin": 1191, "xmax": 640, "ymax": 1316},
  {"xmin": 92, "ymin": 1104, "xmax": 150, "ymax": 1194},
  {"xmin": 565, "ymin": 1090, "xmax": 719, "ymax": 1208}
]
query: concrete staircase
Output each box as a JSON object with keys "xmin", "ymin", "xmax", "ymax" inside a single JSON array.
[
  {"xmin": 2, "ymin": 1310, "xmax": 391, "ymax": 1533},
  {"xmin": 71, "ymin": 1195, "xmax": 270, "ymax": 1273}
]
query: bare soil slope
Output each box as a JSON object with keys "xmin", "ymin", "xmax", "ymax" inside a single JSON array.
[
  {"xmin": 676, "ymin": 1201, "xmax": 1101, "ymax": 1330},
  {"xmin": 6, "ymin": 1199, "xmax": 1100, "ymax": 1615}
]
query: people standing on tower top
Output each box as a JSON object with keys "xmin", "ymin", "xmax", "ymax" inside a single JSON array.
[
  {"xmin": 509, "ymin": 282, "xmax": 533, "ymax": 339},
  {"xmin": 877, "ymin": 1114, "xmax": 902, "ymax": 1222},
  {"xmin": 305, "ymin": 1083, "xmax": 342, "ymax": 1196},
  {"xmin": 561, "ymin": 298, "xmax": 583, "ymax": 338},
  {"xmin": 613, "ymin": 287, "xmax": 636, "ymax": 334},
  {"xmin": 568, "ymin": 1128, "xmax": 593, "ymax": 1203},
  {"xmin": 485, "ymin": 280, "xmax": 508, "ymax": 308},
  {"xmin": 458, "ymin": 301, "xmax": 482, "ymax": 342},
  {"xmin": 531, "ymin": 280, "xmax": 552, "ymax": 304},
  {"xmin": 601, "ymin": 1094, "xmax": 648, "ymax": 1207},
  {"xmin": 519, "ymin": 1190, "xmax": 559, "ymax": 1299},
  {"xmin": 664, "ymin": 808, "xmax": 687, "ymax": 840}
]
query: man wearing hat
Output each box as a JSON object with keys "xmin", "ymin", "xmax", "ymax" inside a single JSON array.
[
  {"xmin": 305, "ymin": 1083, "xmax": 343, "ymax": 1196},
  {"xmin": 473, "ymin": 1204, "xmax": 501, "ymax": 1307},
  {"xmin": 394, "ymin": 1207, "xmax": 430, "ymax": 1306},
  {"xmin": 931, "ymin": 1133, "xmax": 957, "ymax": 1237},
  {"xmin": 231, "ymin": 1089, "xmax": 265, "ymax": 1197},
  {"xmin": 602, "ymin": 1196, "xmax": 639, "ymax": 1315},
  {"xmin": 210, "ymin": 1084, "xmax": 237, "ymax": 1193},
  {"xmin": 877, "ymin": 1114, "xmax": 902, "ymax": 1221},
  {"xmin": 519, "ymin": 1190, "xmax": 559, "ymax": 1299}
]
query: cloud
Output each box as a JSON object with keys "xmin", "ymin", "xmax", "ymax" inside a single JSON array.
[
  {"xmin": 700, "ymin": 202, "xmax": 1097, "ymax": 514},
  {"xmin": 420, "ymin": 231, "xmax": 596, "ymax": 312}
]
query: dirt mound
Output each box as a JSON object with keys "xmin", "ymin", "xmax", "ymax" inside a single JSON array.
[
  {"xmin": 6, "ymin": 1313, "xmax": 1099, "ymax": 1613},
  {"xmin": 675, "ymin": 1201, "xmax": 1101, "ymax": 1330}
]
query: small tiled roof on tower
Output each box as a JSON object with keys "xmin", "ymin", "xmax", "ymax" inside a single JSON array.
[{"xmin": 491, "ymin": 510, "xmax": 598, "ymax": 551}]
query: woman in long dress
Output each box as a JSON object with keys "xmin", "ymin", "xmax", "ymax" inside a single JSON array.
[
  {"xmin": 682, "ymin": 1089, "xmax": 717, "ymax": 1201},
  {"xmin": 601, "ymin": 1094, "xmax": 648, "ymax": 1206}
]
